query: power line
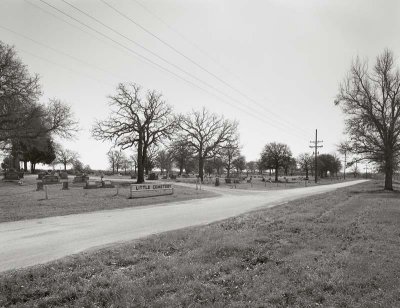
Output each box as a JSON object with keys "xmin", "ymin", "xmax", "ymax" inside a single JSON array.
[
  {"xmin": 27, "ymin": 2, "xmax": 285, "ymax": 138},
  {"xmin": 0, "ymin": 25, "xmax": 124, "ymax": 82},
  {"xmin": 101, "ymin": 0, "xmax": 311, "ymax": 136},
  {"xmin": 24, "ymin": 0, "xmax": 127, "ymax": 55},
  {"xmin": 17, "ymin": 47, "xmax": 114, "ymax": 87},
  {"xmin": 65, "ymin": 0, "xmax": 311, "ymax": 139},
  {"xmin": 37, "ymin": 0, "xmax": 309, "ymax": 140}
]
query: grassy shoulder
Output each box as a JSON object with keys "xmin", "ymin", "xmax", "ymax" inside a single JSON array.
[
  {"xmin": 0, "ymin": 178, "xmax": 217, "ymax": 223},
  {"xmin": 1, "ymin": 181, "xmax": 400, "ymax": 307}
]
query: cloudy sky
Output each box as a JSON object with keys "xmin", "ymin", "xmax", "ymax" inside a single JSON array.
[{"xmin": 1, "ymin": 0, "xmax": 399, "ymax": 169}]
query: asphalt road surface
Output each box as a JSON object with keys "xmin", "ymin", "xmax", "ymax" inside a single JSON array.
[{"xmin": 0, "ymin": 180, "xmax": 367, "ymax": 272}]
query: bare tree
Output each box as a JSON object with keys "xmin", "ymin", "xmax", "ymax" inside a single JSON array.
[
  {"xmin": 129, "ymin": 152, "xmax": 138, "ymax": 175},
  {"xmin": 220, "ymin": 139, "xmax": 240, "ymax": 178},
  {"xmin": 335, "ymin": 50, "xmax": 400, "ymax": 190},
  {"xmin": 92, "ymin": 83, "xmax": 176, "ymax": 183},
  {"xmin": 155, "ymin": 148, "xmax": 174, "ymax": 176},
  {"xmin": 55, "ymin": 146, "xmax": 79, "ymax": 171},
  {"xmin": 337, "ymin": 141, "xmax": 352, "ymax": 180},
  {"xmin": 298, "ymin": 153, "xmax": 313, "ymax": 179},
  {"xmin": 260, "ymin": 142, "xmax": 292, "ymax": 182},
  {"xmin": 178, "ymin": 107, "xmax": 238, "ymax": 181},
  {"xmin": 120, "ymin": 156, "xmax": 131, "ymax": 175},
  {"xmin": 169, "ymin": 139, "xmax": 193, "ymax": 175},
  {"xmin": 245, "ymin": 160, "xmax": 257, "ymax": 175},
  {"xmin": 107, "ymin": 149, "xmax": 124, "ymax": 174},
  {"xmin": 232, "ymin": 155, "xmax": 246, "ymax": 175},
  {"xmin": 44, "ymin": 98, "xmax": 79, "ymax": 139},
  {"xmin": 144, "ymin": 145, "xmax": 158, "ymax": 175}
]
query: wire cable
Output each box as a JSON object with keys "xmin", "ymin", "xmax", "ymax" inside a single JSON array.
[
  {"xmin": 24, "ymin": 0, "xmax": 310, "ymax": 141},
  {"xmin": 131, "ymin": 0, "xmax": 311, "ymax": 136},
  {"xmin": 54, "ymin": 0, "xmax": 310, "ymax": 140},
  {"xmin": 17, "ymin": 47, "xmax": 114, "ymax": 87},
  {"xmin": 101, "ymin": 0, "xmax": 311, "ymax": 136},
  {"xmin": 0, "ymin": 25, "xmax": 124, "ymax": 83}
]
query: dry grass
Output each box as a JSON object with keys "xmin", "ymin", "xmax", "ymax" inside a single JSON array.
[
  {"xmin": 0, "ymin": 175, "xmax": 217, "ymax": 223},
  {"xmin": 1, "ymin": 181, "xmax": 400, "ymax": 307}
]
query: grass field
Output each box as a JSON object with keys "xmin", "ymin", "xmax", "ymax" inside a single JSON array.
[
  {"xmin": 0, "ymin": 175, "xmax": 217, "ymax": 223},
  {"xmin": 1, "ymin": 180, "xmax": 399, "ymax": 307}
]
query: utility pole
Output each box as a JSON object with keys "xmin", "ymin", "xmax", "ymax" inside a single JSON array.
[{"xmin": 309, "ymin": 129, "xmax": 323, "ymax": 183}]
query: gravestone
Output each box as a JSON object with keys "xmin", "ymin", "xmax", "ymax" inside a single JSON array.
[
  {"xmin": 84, "ymin": 180, "xmax": 102, "ymax": 189},
  {"xmin": 60, "ymin": 172, "xmax": 68, "ymax": 180},
  {"xmin": 37, "ymin": 172, "xmax": 47, "ymax": 180},
  {"xmin": 62, "ymin": 181, "xmax": 69, "ymax": 190},
  {"xmin": 73, "ymin": 174, "xmax": 89, "ymax": 183},
  {"xmin": 148, "ymin": 173, "xmax": 158, "ymax": 180},
  {"xmin": 36, "ymin": 182, "xmax": 44, "ymax": 191},
  {"xmin": 101, "ymin": 180, "xmax": 115, "ymax": 188},
  {"xmin": 3, "ymin": 170, "xmax": 22, "ymax": 181},
  {"xmin": 42, "ymin": 175, "xmax": 60, "ymax": 185}
]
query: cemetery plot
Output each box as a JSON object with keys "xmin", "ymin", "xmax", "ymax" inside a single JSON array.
[
  {"xmin": 176, "ymin": 174, "xmax": 346, "ymax": 190},
  {"xmin": 0, "ymin": 175, "xmax": 215, "ymax": 222}
]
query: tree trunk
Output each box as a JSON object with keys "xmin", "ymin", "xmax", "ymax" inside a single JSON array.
[
  {"xmin": 305, "ymin": 168, "xmax": 309, "ymax": 179},
  {"xmin": 31, "ymin": 163, "xmax": 36, "ymax": 173},
  {"xmin": 384, "ymin": 152, "xmax": 393, "ymax": 190},
  {"xmin": 137, "ymin": 138, "xmax": 144, "ymax": 183},
  {"xmin": 199, "ymin": 157, "xmax": 204, "ymax": 182},
  {"xmin": 23, "ymin": 161, "xmax": 28, "ymax": 172},
  {"xmin": 275, "ymin": 165, "xmax": 279, "ymax": 182},
  {"xmin": 64, "ymin": 163, "xmax": 67, "ymax": 171}
]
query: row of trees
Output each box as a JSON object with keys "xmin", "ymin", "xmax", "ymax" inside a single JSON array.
[
  {"xmin": 0, "ymin": 41, "xmax": 78, "ymax": 172},
  {"xmin": 91, "ymin": 82, "xmax": 348, "ymax": 184},
  {"xmin": 103, "ymin": 139, "xmax": 345, "ymax": 181},
  {"xmin": 92, "ymin": 84, "xmax": 240, "ymax": 183}
]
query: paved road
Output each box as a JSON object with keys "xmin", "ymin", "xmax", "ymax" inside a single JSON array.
[{"xmin": 0, "ymin": 180, "xmax": 367, "ymax": 272}]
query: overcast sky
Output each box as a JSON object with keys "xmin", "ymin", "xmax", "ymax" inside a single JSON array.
[{"xmin": 1, "ymin": 0, "xmax": 400, "ymax": 170}]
